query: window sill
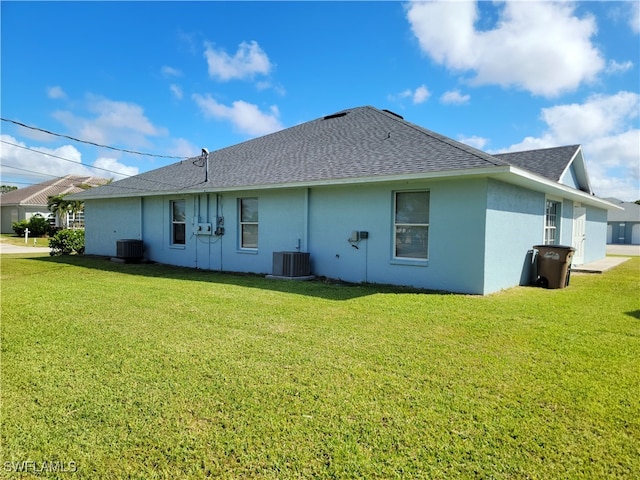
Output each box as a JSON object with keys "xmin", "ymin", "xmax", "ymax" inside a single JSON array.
[
  {"xmin": 170, "ymin": 244, "xmax": 186, "ymax": 250},
  {"xmin": 390, "ymin": 258, "xmax": 429, "ymax": 267},
  {"xmin": 237, "ymin": 249, "xmax": 258, "ymax": 255}
]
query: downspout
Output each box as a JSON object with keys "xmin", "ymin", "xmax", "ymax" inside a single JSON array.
[
  {"xmin": 303, "ymin": 188, "xmax": 310, "ymax": 252},
  {"xmin": 194, "ymin": 196, "xmax": 199, "ymax": 269},
  {"xmin": 217, "ymin": 194, "xmax": 224, "ymax": 272},
  {"xmin": 139, "ymin": 197, "xmax": 143, "ymax": 241}
]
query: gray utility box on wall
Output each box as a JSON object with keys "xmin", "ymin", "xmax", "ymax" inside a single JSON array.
[{"xmin": 272, "ymin": 251, "xmax": 311, "ymax": 277}]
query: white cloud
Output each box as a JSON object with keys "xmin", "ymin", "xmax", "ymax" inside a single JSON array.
[
  {"xmin": 204, "ymin": 41, "xmax": 272, "ymax": 81},
  {"xmin": 161, "ymin": 65, "xmax": 182, "ymax": 77},
  {"xmin": 441, "ymin": 90, "xmax": 470, "ymax": 105},
  {"xmin": 193, "ymin": 94, "xmax": 283, "ymax": 136},
  {"xmin": 168, "ymin": 138, "xmax": 198, "ymax": 158},
  {"xmin": 388, "ymin": 85, "xmax": 431, "ymax": 104},
  {"xmin": 458, "ymin": 135, "xmax": 488, "ymax": 150},
  {"xmin": 630, "ymin": 2, "xmax": 640, "ymax": 34},
  {"xmin": 413, "ymin": 85, "xmax": 430, "ymax": 104},
  {"xmin": 169, "ymin": 84, "xmax": 183, "ymax": 100},
  {"xmin": 406, "ymin": 1, "xmax": 604, "ymax": 97},
  {"xmin": 496, "ymin": 92, "xmax": 640, "ymax": 201},
  {"xmin": 92, "ymin": 157, "xmax": 138, "ymax": 180},
  {"xmin": 0, "ymin": 134, "xmax": 92, "ymax": 181},
  {"xmin": 606, "ymin": 60, "xmax": 633, "ymax": 75},
  {"xmin": 47, "ymin": 86, "xmax": 67, "ymax": 100},
  {"xmin": 52, "ymin": 95, "xmax": 168, "ymax": 148}
]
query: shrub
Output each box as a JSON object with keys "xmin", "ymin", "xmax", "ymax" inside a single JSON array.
[
  {"xmin": 49, "ymin": 229, "xmax": 85, "ymax": 256},
  {"xmin": 27, "ymin": 215, "xmax": 51, "ymax": 237},
  {"xmin": 11, "ymin": 219, "xmax": 29, "ymax": 236},
  {"xmin": 11, "ymin": 215, "xmax": 54, "ymax": 237}
]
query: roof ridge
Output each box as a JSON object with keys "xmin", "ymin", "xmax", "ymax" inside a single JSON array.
[
  {"xmin": 495, "ymin": 144, "xmax": 580, "ymax": 156},
  {"xmin": 373, "ymin": 106, "xmax": 507, "ymax": 167}
]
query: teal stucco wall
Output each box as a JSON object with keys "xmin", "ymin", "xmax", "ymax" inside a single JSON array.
[{"xmin": 82, "ymin": 178, "xmax": 609, "ymax": 295}]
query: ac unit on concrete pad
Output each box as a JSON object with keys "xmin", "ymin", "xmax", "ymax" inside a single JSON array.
[
  {"xmin": 115, "ymin": 239, "xmax": 143, "ymax": 260},
  {"xmin": 272, "ymin": 251, "xmax": 311, "ymax": 277}
]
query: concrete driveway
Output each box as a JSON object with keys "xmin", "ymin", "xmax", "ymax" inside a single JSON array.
[
  {"xmin": 0, "ymin": 242, "xmax": 50, "ymax": 254},
  {"xmin": 606, "ymin": 244, "xmax": 640, "ymax": 256}
]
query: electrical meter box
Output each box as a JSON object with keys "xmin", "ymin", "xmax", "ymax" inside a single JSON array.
[{"xmin": 196, "ymin": 223, "xmax": 213, "ymax": 235}]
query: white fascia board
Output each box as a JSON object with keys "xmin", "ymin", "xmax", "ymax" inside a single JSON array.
[
  {"xmin": 499, "ymin": 166, "xmax": 622, "ymax": 210},
  {"xmin": 77, "ymin": 166, "xmax": 513, "ymax": 199},
  {"xmin": 558, "ymin": 146, "xmax": 594, "ymax": 195},
  {"xmin": 77, "ymin": 164, "xmax": 622, "ymax": 211}
]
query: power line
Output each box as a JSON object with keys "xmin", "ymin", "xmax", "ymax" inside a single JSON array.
[
  {"xmin": 1, "ymin": 140, "xmax": 131, "ymax": 178},
  {"xmin": 1, "ymin": 117, "xmax": 186, "ymax": 159},
  {"xmin": 1, "ymin": 163, "xmax": 60, "ymax": 178},
  {"xmin": 0, "ymin": 140, "xmax": 194, "ymax": 192}
]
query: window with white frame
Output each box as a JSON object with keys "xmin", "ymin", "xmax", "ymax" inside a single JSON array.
[
  {"xmin": 239, "ymin": 197, "xmax": 258, "ymax": 249},
  {"xmin": 394, "ymin": 191, "xmax": 429, "ymax": 260},
  {"xmin": 171, "ymin": 200, "xmax": 186, "ymax": 245},
  {"xmin": 544, "ymin": 200, "xmax": 560, "ymax": 245}
]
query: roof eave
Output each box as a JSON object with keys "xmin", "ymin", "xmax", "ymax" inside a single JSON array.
[
  {"xmin": 502, "ymin": 166, "xmax": 622, "ymax": 210},
  {"xmin": 75, "ymin": 166, "xmax": 514, "ymax": 200},
  {"xmin": 74, "ymin": 165, "xmax": 622, "ymax": 211}
]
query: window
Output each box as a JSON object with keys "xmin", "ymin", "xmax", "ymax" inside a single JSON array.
[
  {"xmin": 171, "ymin": 200, "xmax": 186, "ymax": 245},
  {"xmin": 239, "ymin": 197, "xmax": 258, "ymax": 249},
  {"xmin": 67, "ymin": 210, "xmax": 84, "ymax": 229},
  {"xmin": 394, "ymin": 191, "xmax": 429, "ymax": 260},
  {"xmin": 544, "ymin": 200, "xmax": 560, "ymax": 245}
]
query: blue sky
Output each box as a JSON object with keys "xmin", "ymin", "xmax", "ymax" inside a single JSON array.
[{"xmin": 1, "ymin": 1, "xmax": 639, "ymax": 200}]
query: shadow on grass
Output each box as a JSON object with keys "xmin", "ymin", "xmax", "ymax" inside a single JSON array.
[
  {"xmin": 26, "ymin": 254, "xmax": 453, "ymax": 301},
  {"xmin": 626, "ymin": 310, "xmax": 640, "ymax": 320}
]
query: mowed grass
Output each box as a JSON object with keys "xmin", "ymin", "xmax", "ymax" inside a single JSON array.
[{"xmin": 1, "ymin": 254, "xmax": 639, "ymax": 479}]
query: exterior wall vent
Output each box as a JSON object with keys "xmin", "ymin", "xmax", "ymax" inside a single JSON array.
[
  {"xmin": 272, "ymin": 251, "xmax": 311, "ymax": 277},
  {"xmin": 116, "ymin": 239, "xmax": 143, "ymax": 259}
]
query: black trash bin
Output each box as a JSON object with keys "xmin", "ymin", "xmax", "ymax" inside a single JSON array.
[{"xmin": 533, "ymin": 245, "xmax": 575, "ymax": 289}]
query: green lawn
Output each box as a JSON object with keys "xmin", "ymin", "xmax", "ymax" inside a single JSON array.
[
  {"xmin": 0, "ymin": 234, "xmax": 49, "ymax": 248},
  {"xmin": 1, "ymin": 254, "xmax": 639, "ymax": 479}
]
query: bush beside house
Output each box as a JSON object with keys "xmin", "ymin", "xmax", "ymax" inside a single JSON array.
[{"xmin": 48, "ymin": 229, "xmax": 85, "ymax": 256}]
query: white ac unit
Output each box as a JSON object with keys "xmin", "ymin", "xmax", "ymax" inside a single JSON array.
[{"xmin": 272, "ymin": 251, "xmax": 310, "ymax": 277}]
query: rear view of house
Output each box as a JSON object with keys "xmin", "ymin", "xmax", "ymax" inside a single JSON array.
[{"xmin": 70, "ymin": 106, "xmax": 618, "ymax": 294}]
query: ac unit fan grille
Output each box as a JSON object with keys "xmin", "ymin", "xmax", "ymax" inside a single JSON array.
[
  {"xmin": 116, "ymin": 239, "xmax": 143, "ymax": 259},
  {"xmin": 272, "ymin": 251, "xmax": 310, "ymax": 277}
]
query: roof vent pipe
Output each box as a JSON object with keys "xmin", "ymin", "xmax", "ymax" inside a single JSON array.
[{"xmin": 201, "ymin": 148, "xmax": 209, "ymax": 182}]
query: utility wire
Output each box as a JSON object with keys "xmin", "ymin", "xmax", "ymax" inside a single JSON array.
[
  {"xmin": 1, "ymin": 117, "xmax": 186, "ymax": 159},
  {"xmin": 1, "ymin": 163, "xmax": 61, "ymax": 178},
  {"xmin": 1, "ymin": 140, "xmax": 195, "ymax": 192},
  {"xmin": 1, "ymin": 140, "xmax": 134, "ymax": 178}
]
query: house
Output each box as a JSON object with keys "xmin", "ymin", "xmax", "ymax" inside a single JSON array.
[
  {"xmin": 69, "ymin": 106, "xmax": 619, "ymax": 294},
  {"xmin": 0, "ymin": 175, "xmax": 109, "ymax": 234},
  {"xmin": 604, "ymin": 198, "xmax": 640, "ymax": 245}
]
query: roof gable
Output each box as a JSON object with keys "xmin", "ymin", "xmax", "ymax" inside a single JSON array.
[{"xmin": 494, "ymin": 145, "xmax": 593, "ymax": 194}]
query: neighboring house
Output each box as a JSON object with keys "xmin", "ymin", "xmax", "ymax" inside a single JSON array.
[
  {"xmin": 70, "ymin": 106, "xmax": 619, "ymax": 294},
  {"xmin": 604, "ymin": 198, "xmax": 640, "ymax": 245},
  {"xmin": 0, "ymin": 175, "xmax": 109, "ymax": 234}
]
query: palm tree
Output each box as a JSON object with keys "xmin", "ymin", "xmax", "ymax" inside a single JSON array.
[{"xmin": 47, "ymin": 194, "xmax": 81, "ymax": 229}]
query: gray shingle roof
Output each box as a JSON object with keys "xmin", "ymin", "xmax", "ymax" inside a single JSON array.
[
  {"xmin": 0, "ymin": 175, "xmax": 110, "ymax": 206},
  {"xmin": 604, "ymin": 198, "xmax": 640, "ymax": 222},
  {"xmin": 494, "ymin": 145, "xmax": 580, "ymax": 182},
  {"xmin": 72, "ymin": 106, "xmax": 512, "ymax": 199}
]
